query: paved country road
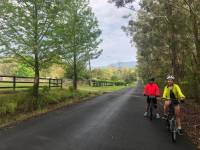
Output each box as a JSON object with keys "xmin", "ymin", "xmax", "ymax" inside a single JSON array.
[{"xmin": 0, "ymin": 83, "xmax": 196, "ymax": 150}]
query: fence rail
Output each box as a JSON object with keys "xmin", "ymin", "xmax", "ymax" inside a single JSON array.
[{"xmin": 0, "ymin": 75, "xmax": 63, "ymax": 91}]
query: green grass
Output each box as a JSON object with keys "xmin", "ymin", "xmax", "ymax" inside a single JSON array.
[
  {"xmin": 0, "ymin": 87, "xmax": 93, "ymax": 115},
  {"xmin": 0, "ymin": 87, "xmax": 99, "ymax": 127}
]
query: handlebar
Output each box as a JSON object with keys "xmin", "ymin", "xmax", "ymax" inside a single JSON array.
[
  {"xmin": 144, "ymin": 95, "xmax": 160, "ymax": 98},
  {"xmin": 162, "ymin": 98, "xmax": 185, "ymax": 103}
]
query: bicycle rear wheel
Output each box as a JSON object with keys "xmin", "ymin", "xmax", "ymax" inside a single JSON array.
[
  {"xmin": 150, "ymin": 106, "xmax": 153, "ymax": 120},
  {"xmin": 147, "ymin": 100, "xmax": 153, "ymax": 120}
]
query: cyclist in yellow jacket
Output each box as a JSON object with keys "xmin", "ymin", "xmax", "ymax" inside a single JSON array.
[{"xmin": 162, "ymin": 75, "xmax": 185, "ymax": 135}]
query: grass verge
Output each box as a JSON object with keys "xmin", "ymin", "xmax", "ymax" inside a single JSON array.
[{"xmin": 0, "ymin": 85, "xmax": 128, "ymax": 128}]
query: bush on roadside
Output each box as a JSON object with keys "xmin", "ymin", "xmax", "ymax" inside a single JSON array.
[
  {"xmin": 0, "ymin": 95, "xmax": 18, "ymax": 115},
  {"xmin": 0, "ymin": 88, "xmax": 76, "ymax": 116}
]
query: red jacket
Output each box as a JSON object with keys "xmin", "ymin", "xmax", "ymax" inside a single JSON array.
[{"xmin": 143, "ymin": 83, "xmax": 160, "ymax": 96}]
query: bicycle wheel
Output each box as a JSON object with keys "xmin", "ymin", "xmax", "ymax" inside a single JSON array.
[
  {"xmin": 171, "ymin": 119, "xmax": 176, "ymax": 142},
  {"xmin": 150, "ymin": 105, "xmax": 153, "ymax": 120},
  {"xmin": 166, "ymin": 119, "xmax": 170, "ymax": 131},
  {"xmin": 148, "ymin": 101, "xmax": 153, "ymax": 120}
]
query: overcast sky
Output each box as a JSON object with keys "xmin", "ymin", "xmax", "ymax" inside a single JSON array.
[{"xmin": 89, "ymin": 0, "xmax": 137, "ymax": 68}]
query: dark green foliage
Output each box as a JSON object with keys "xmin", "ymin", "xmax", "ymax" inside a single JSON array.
[{"xmin": 111, "ymin": 0, "xmax": 200, "ymax": 100}]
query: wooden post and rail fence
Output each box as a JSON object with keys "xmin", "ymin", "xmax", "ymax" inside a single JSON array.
[
  {"xmin": 0, "ymin": 75, "xmax": 127, "ymax": 91},
  {"xmin": 0, "ymin": 75, "xmax": 63, "ymax": 91}
]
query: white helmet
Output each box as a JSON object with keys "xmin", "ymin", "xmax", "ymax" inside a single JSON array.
[{"xmin": 166, "ymin": 75, "xmax": 175, "ymax": 80}]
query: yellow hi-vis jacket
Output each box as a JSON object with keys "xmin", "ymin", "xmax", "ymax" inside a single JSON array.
[{"xmin": 162, "ymin": 84, "xmax": 185, "ymax": 101}]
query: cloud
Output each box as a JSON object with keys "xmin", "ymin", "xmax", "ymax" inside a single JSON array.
[{"xmin": 89, "ymin": 0, "xmax": 137, "ymax": 67}]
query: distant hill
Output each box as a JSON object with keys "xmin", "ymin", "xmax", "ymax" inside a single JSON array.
[{"xmin": 109, "ymin": 61, "xmax": 137, "ymax": 68}]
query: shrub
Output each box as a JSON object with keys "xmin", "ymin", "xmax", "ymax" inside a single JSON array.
[{"xmin": 0, "ymin": 87, "xmax": 91, "ymax": 116}]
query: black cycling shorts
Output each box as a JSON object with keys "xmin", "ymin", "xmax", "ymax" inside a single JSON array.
[
  {"xmin": 170, "ymin": 99, "xmax": 180, "ymax": 106},
  {"xmin": 147, "ymin": 96, "xmax": 157, "ymax": 108}
]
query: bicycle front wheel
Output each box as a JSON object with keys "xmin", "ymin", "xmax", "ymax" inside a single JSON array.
[{"xmin": 171, "ymin": 119, "xmax": 176, "ymax": 142}]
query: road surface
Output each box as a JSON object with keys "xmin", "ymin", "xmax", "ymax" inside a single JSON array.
[{"xmin": 0, "ymin": 83, "xmax": 196, "ymax": 150}]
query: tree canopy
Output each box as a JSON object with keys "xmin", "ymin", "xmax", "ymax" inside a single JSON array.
[
  {"xmin": 0, "ymin": 0, "xmax": 102, "ymax": 97},
  {"xmin": 111, "ymin": 0, "xmax": 200, "ymax": 99}
]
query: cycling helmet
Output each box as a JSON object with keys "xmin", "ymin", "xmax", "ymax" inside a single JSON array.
[
  {"xmin": 149, "ymin": 77, "xmax": 155, "ymax": 81},
  {"xmin": 166, "ymin": 75, "xmax": 175, "ymax": 80}
]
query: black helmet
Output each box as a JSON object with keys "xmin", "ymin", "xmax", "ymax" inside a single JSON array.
[{"xmin": 149, "ymin": 77, "xmax": 155, "ymax": 82}]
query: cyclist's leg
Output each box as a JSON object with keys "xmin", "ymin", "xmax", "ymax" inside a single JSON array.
[
  {"xmin": 174, "ymin": 104, "xmax": 181, "ymax": 128},
  {"xmin": 144, "ymin": 96, "xmax": 150, "ymax": 116},
  {"xmin": 164, "ymin": 100, "xmax": 171, "ymax": 114},
  {"xmin": 153, "ymin": 98, "xmax": 160, "ymax": 118},
  {"xmin": 175, "ymin": 104, "xmax": 183, "ymax": 134},
  {"xmin": 146, "ymin": 96, "xmax": 150, "ymax": 111}
]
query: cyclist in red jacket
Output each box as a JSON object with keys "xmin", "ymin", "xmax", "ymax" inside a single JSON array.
[{"xmin": 143, "ymin": 77, "xmax": 161, "ymax": 118}]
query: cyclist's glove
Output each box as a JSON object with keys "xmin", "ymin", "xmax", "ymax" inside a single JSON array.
[{"xmin": 180, "ymin": 100, "xmax": 184, "ymax": 104}]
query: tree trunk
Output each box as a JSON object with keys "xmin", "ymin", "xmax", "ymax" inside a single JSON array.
[
  {"xmin": 33, "ymin": 0, "xmax": 39, "ymax": 98},
  {"xmin": 166, "ymin": 0, "xmax": 181, "ymax": 84},
  {"xmin": 89, "ymin": 58, "xmax": 92, "ymax": 86},
  {"xmin": 33, "ymin": 61, "xmax": 40, "ymax": 98},
  {"xmin": 73, "ymin": 51, "xmax": 77, "ymax": 90},
  {"xmin": 189, "ymin": 7, "xmax": 200, "ymax": 100}
]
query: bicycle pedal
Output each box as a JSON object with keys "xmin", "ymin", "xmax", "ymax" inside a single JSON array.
[{"xmin": 177, "ymin": 130, "xmax": 184, "ymax": 135}]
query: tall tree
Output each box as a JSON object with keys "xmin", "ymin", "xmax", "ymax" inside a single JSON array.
[
  {"xmin": 57, "ymin": 0, "xmax": 102, "ymax": 90},
  {"xmin": 0, "ymin": 1, "xmax": 61, "ymax": 98},
  {"xmin": 111, "ymin": 0, "xmax": 200, "ymax": 99}
]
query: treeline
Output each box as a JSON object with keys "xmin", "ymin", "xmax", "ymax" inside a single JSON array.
[
  {"xmin": 0, "ymin": 60, "xmax": 137, "ymax": 85},
  {"xmin": 0, "ymin": 0, "xmax": 102, "ymax": 98},
  {"xmin": 91, "ymin": 67, "xmax": 137, "ymax": 84},
  {"xmin": 110, "ymin": 0, "xmax": 200, "ymax": 100}
]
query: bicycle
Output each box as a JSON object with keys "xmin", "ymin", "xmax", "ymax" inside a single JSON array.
[
  {"xmin": 147, "ymin": 96, "xmax": 157, "ymax": 120},
  {"xmin": 165, "ymin": 99, "xmax": 181, "ymax": 142}
]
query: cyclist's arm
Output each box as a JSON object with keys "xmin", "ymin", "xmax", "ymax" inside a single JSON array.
[
  {"xmin": 162, "ymin": 86, "xmax": 169, "ymax": 100},
  {"xmin": 176, "ymin": 85, "xmax": 185, "ymax": 100}
]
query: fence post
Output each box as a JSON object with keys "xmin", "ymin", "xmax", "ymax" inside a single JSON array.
[
  {"xmin": 49, "ymin": 78, "xmax": 51, "ymax": 89},
  {"xmin": 61, "ymin": 79, "xmax": 63, "ymax": 88},
  {"xmin": 56, "ymin": 78, "xmax": 58, "ymax": 86},
  {"xmin": 13, "ymin": 76, "xmax": 16, "ymax": 91}
]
